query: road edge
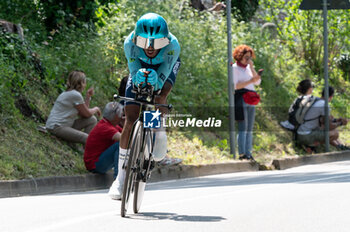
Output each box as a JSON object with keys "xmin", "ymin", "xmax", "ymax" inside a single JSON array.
[
  {"xmin": 1, "ymin": 150, "xmax": 350, "ymax": 198},
  {"xmin": 0, "ymin": 161, "xmax": 259, "ymax": 198},
  {"xmin": 272, "ymin": 150, "xmax": 350, "ymax": 170}
]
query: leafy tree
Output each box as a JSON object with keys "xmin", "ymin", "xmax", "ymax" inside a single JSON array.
[
  {"xmin": 219, "ymin": 0, "xmax": 259, "ymax": 22},
  {"xmin": 258, "ymin": 0, "xmax": 350, "ymax": 79},
  {"xmin": 337, "ymin": 54, "xmax": 350, "ymax": 80},
  {"xmin": 38, "ymin": 0, "xmax": 119, "ymax": 31},
  {"xmin": 0, "ymin": 0, "xmax": 38, "ymax": 23}
]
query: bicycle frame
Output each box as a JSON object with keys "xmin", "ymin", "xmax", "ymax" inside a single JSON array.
[{"xmin": 114, "ymin": 92, "xmax": 171, "ymax": 217}]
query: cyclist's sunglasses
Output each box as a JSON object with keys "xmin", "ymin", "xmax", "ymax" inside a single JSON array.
[{"xmin": 134, "ymin": 36, "xmax": 170, "ymax": 50}]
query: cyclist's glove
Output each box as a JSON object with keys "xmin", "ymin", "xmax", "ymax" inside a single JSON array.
[
  {"xmin": 146, "ymin": 69, "xmax": 158, "ymax": 90},
  {"xmin": 134, "ymin": 68, "xmax": 147, "ymax": 88}
]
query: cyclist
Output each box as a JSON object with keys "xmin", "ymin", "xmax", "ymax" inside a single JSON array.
[{"xmin": 108, "ymin": 12, "xmax": 181, "ymax": 200}]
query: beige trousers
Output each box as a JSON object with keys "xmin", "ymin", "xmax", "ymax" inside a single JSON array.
[{"xmin": 48, "ymin": 116, "xmax": 97, "ymax": 144}]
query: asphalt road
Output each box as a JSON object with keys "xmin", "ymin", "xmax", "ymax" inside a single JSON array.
[{"xmin": 1, "ymin": 160, "xmax": 350, "ymax": 232}]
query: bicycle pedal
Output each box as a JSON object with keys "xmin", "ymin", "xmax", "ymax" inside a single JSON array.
[
  {"xmin": 136, "ymin": 172, "xmax": 143, "ymax": 180},
  {"xmin": 146, "ymin": 172, "xmax": 152, "ymax": 180},
  {"xmin": 142, "ymin": 159, "xmax": 155, "ymax": 170},
  {"xmin": 150, "ymin": 160, "xmax": 155, "ymax": 171}
]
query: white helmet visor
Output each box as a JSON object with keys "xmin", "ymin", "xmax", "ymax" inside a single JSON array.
[{"xmin": 134, "ymin": 36, "xmax": 170, "ymax": 50}]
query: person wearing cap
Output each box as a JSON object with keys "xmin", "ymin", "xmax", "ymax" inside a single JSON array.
[
  {"xmin": 108, "ymin": 13, "xmax": 181, "ymax": 200},
  {"xmin": 84, "ymin": 102, "xmax": 124, "ymax": 178},
  {"xmin": 232, "ymin": 44, "xmax": 262, "ymax": 161}
]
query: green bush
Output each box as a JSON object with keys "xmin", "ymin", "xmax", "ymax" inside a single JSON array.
[
  {"xmin": 222, "ymin": 0, "xmax": 259, "ymax": 22},
  {"xmin": 37, "ymin": 0, "xmax": 120, "ymax": 31},
  {"xmin": 0, "ymin": 0, "xmax": 39, "ymax": 24},
  {"xmin": 258, "ymin": 0, "xmax": 350, "ymax": 79},
  {"xmin": 337, "ymin": 54, "xmax": 350, "ymax": 81},
  {"xmin": 0, "ymin": 30, "xmax": 43, "ymax": 122}
]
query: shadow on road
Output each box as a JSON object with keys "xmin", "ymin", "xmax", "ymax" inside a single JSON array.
[{"xmin": 127, "ymin": 212, "xmax": 226, "ymax": 222}]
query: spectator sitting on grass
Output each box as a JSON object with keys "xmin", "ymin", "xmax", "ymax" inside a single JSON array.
[
  {"xmin": 84, "ymin": 102, "xmax": 123, "ymax": 178},
  {"xmin": 280, "ymin": 79, "xmax": 315, "ymax": 131},
  {"xmin": 46, "ymin": 70, "xmax": 101, "ymax": 145},
  {"xmin": 296, "ymin": 86, "xmax": 350, "ymax": 151}
]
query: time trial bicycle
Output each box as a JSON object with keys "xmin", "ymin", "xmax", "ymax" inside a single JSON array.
[{"xmin": 114, "ymin": 83, "xmax": 172, "ymax": 217}]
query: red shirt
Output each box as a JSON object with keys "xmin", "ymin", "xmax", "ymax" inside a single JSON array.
[{"xmin": 84, "ymin": 119, "xmax": 122, "ymax": 170}]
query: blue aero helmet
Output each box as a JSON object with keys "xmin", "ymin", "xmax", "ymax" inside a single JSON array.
[{"xmin": 133, "ymin": 13, "xmax": 170, "ymax": 50}]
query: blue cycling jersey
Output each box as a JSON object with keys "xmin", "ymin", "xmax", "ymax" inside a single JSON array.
[{"xmin": 124, "ymin": 31, "xmax": 180, "ymax": 91}]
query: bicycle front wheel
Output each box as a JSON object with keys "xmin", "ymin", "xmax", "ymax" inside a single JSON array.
[
  {"xmin": 121, "ymin": 121, "xmax": 142, "ymax": 217},
  {"xmin": 133, "ymin": 129, "xmax": 153, "ymax": 213}
]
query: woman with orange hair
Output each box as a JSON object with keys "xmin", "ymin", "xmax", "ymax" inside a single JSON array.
[{"xmin": 232, "ymin": 44, "xmax": 262, "ymax": 161}]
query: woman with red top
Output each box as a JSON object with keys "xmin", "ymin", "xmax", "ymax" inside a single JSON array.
[
  {"xmin": 232, "ymin": 44, "xmax": 262, "ymax": 161},
  {"xmin": 84, "ymin": 102, "xmax": 124, "ymax": 178}
]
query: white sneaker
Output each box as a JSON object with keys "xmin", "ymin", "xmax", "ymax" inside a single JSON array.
[{"xmin": 108, "ymin": 180, "xmax": 123, "ymax": 200}]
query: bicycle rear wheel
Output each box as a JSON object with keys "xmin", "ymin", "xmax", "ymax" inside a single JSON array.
[
  {"xmin": 133, "ymin": 181, "xmax": 146, "ymax": 213},
  {"xmin": 133, "ymin": 130, "xmax": 153, "ymax": 213},
  {"xmin": 121, "ymin": 121, "xmax": 142, "ymax": 217}
]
